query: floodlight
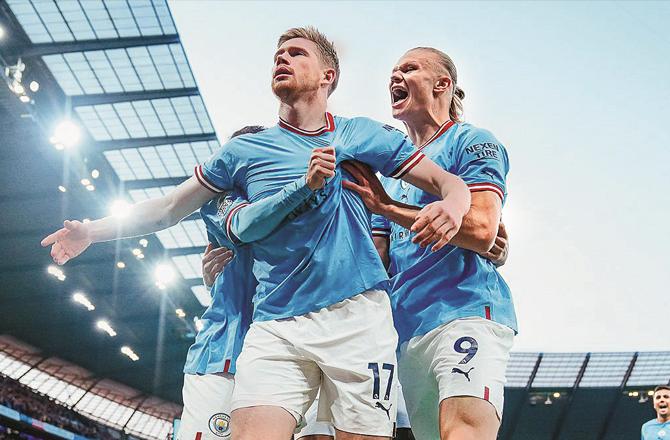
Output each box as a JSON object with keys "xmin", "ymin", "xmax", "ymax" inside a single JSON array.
[
  {"xmin": 121, "ymin": 346, "xmax": 139, "ymax": 361},
  {"xmin": 96, "ymin": 320, "xmax": 117, "ymax": 337},
  {"xmin": 72, "ymin": 292, "xmax": 95, "ymax": 311},
  {"xmin": 52, "ymin": 120, "xmax": 81, "ymax": 148}
]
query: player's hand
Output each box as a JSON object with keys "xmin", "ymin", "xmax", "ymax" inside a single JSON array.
[
  {"xmin": 478, "ymin": 221, "xmax": 509, "ymax": 267},
  {"xmin": 40, "ymin": 220, "xmax": 92, "ymax": 265},
  {"xmin": 341, "ymin": 160, "xmax": 393, "ymax": 215},
  {"xmin": 306, "ymin": 146, "xmax": 336, "ymax": 190},
  {"xmin": 410, "ymin": 199, "xmax": 465, "ymax": 252},
  {"xmin": 202, "ymin": 243, "xmax": 233, "ymax": 288}
]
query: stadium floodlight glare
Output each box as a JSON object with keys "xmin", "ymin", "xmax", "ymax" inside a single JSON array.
[
  {"xmin": 0, "ymin": 26, "xmax": 5, "ymax": 39},
  {"xmin": 121, "ymin": 346, "xmax": 140, "ymax": 361},
  {"xmin": 139, "ymin": 238, "xmax": 148, "ymax": 248},
  {"xmin": 175, "ymin": 308, "xmax": 186, "ymax": 318},
  {"xmin": 29, "ymin": 81, "xmax": 39, "ymax": 92},
  {"xmin": 96, "ymin": 320, "xmax": 117, "ymax": 337},
  {"xmin": 109, "ymin": 199, "xmax": 131, "ymax": 218},
  {"xmin": 80, "ymin": 178, "xmax": 91, "ymax": 186},
  {"xmin": 58, "ymin": 185, "xmax": 66, "ymax": 192},
  {"xmin": 155, "ymin": 264, "xmax": 176, "ymax": 290},
  {"xmin": 47, "ymin": 265, "xmax": 66, "ymax": 281},
  {"xmin": 116, "ymin": 261, "xmax": 126, "ymax": 269},
  {"xmin": 552, "ymin": 392, "xmax": 560, "ymax": 399},
  {"xmin": 19, "ymin": 95, "xmax": 30, "ymax": 103},
  {"xmin": 12, "ymin": 81, "xmax": 24, "ymax": 95},
  {"xmin": 51, "ymin": 120, "xmax": 81, "ymax": 148},
  {"xmin": 72, "ymin": 292, "xmax": 95, "ymax": 311},
  {"xmin": 85, "ymin": 184, "xmax": 95, "ymax": 191},
  {"xmin": 91, "ymin": 169, "xmax": 100, "ymax": 179}
]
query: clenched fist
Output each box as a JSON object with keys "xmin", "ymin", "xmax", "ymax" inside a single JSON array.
[{"xmin": 306, "ymin": 146, "xmax": 336, "ymax": 190}]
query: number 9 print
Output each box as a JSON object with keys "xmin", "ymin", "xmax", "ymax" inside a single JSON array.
[{"xmin": 454, "ymin": 336, "xmax": 478, "ymax": 364}]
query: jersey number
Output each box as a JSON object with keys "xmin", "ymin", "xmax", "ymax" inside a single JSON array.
[
  {"xmin": 367, "ymin": 362, "xmax": 394, "ymax": 400},
  {"xmin": 454, "ymin": 336, "xmax": 478, "ymax": 364}
]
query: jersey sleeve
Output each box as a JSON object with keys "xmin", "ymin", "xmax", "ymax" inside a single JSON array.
[
  {"xmin": 371, "ymin": 214, "xmax": 391, "ymax": 238},
  {"xmin": 453, "ymin": 128, "xmax": 509, "ymax": 203},
  {"xmin": 227, "ymin": 176, "xmax": 314, "ymax": 244},
  {"xmin": 215, "ymin": 191, "xmax": 251, "ymax": 245},
  {"xmin": 348, "ymin": 118, "xmax": 425, "ymax": 180},
  {"xmin": 194, "ymin": 141, "xmax": 239, "ymax": 193}
]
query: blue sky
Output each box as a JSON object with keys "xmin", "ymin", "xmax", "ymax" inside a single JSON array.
[{"xmin": 168, "ymin": 1, "xmax": 670, "ymax": 352}]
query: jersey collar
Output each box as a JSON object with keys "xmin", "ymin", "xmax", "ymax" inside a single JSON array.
[
  {"xmin": 419, "ymin": 119, "xmax": 456, "ymax": 150},
  {"xmin": 278, "ymin": 112, "xmax": 335, "ymax": 136}
]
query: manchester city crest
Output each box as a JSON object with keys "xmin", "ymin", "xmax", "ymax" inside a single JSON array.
[
  {"xmin": 216, "ymin": 194, "xmax": 234, "ymax": 217},
  {"xmin": 208, "ymin": 413, "xmax": 231, "ymax": 438},
  {"xmin": 400, "ymin": 180, "xmax": 409, "ymax": 190}
]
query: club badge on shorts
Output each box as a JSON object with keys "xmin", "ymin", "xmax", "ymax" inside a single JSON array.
[{"xmin": 208, "ymin": 413, "xmax": 231, "ymax": 438}]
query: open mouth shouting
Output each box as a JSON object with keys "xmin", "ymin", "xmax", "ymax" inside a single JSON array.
[{"xmin": 390, "ymin": 84, "xmax": 409, "ymax": 108}]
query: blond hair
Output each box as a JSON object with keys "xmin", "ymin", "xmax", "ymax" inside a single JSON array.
[
  {"xmin": 278, "ymin": 26, "xmax": 340, "ymax": 95},
  {"xmin": 409, "ymin": 47, "xmax": 464, "ymax": 122}
]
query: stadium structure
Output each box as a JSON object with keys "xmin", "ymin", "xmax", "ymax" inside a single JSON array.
[{"xmin": 0, "ymin": 1, "xmax": 668, "ymax": 439}]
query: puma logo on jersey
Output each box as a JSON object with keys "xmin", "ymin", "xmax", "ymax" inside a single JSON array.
[
  {"xmin": 375, "ymin": 402, "xmax": 392, "ymax": 420},
  {"xmin": 451, "ymin": 367, "xmax": 475, "ymax": 382}
]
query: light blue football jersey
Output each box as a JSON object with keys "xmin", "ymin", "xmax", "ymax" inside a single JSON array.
[
  {"xmin": 371, "ymin": 121, "xmax": 517, "ymax": 344},
  {"xmin": 182, "ymin": 192, "xmax": 255, "ymax": 375},
  {"xmin": 196, "ymin": 114, "xmax": 425, "ymax": 321},
  {"xmin": 642, "ymin": 419, "xmax": 670, "ymax": 440}
]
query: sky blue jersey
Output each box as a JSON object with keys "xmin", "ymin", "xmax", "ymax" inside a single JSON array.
[
  {"xmin": 641, "ymin": 419, "xmax": 670, "ymax": 440},
  {"xmin": 196, "ymin": 113, "xmax": 425, "ymax": 321},
  {"xmin": 182, "ymin": 192, "xmax": 255, "ymax": 375},
  {"xmin": 371, "ymin": 121, "xmax": 517, "ymax": 344}
]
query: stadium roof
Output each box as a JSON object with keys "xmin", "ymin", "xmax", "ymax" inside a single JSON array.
[{"xmin": 0, "ymin": 0, "xmax": 217, "ymax": 405}]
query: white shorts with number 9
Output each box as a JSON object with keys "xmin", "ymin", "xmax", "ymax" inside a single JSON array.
[{"xmin": 398, "ymin": 317, "xmax": 514, "ymax": 440}]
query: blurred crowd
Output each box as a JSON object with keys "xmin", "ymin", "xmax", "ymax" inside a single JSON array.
[{"xmin": 0, "ymin": 375, "xmax": 120, "ymax": 440}]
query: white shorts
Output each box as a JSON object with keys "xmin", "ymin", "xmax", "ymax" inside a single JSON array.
[
  {"xmin": 295, "ymin": 396, "xmax": 335, "ymax": 439},
  {"xmin": 232, "ymin": 289, "xmax": 399, "ymax": 437},
  {"xmin": 178, "ymin": 373, "xmax": 234, "ymax": 440},
  {"xmin": 398, "ymin": 317, "xmax": 514, "ymax": 440}
]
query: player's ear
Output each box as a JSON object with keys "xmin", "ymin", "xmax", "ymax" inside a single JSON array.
[
  {"xmin": 322, "ymin": 68, "xmax": 336, "ymax": 88},
  {"xmin": 434, "ymin": 76, "xmax": 451, "ymax": 95}
]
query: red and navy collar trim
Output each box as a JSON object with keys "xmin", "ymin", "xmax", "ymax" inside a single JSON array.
[
  {"xmin": 419, "ymin": 120, "xmax": 456, "ymax": 150},
  {"xmin": 278, "ymin": 112, "xmax": 335, "ymax": 136}
]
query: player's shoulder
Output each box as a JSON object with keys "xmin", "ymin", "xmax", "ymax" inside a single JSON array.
[
  {"xmin": 641, "ymin": 418, "xmax": 657, "ymax": 429},
  {"xmin": 454, "ymin": 122, "xmax": 500, "ymax": 145},
  {"xmin": 336, "ymin": 115, "xmax": 402, "ymax": 135}
]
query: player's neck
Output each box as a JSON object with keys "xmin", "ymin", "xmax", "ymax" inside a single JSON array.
[
  {"xmin": 278, "ymin": 95, "xmax": 328, "ymax": 131},
  {"xmin": 403, "ymin": 106, "xmax": 451, "ymax": 147},
  {"xmin": 658, "ymin": 413, "xmax": 670, "ymax": 423}
]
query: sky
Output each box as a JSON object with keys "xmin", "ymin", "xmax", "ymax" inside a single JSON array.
[{"xmin": 167, "ymin": 1, "xmax": 670, "ymax": 353}]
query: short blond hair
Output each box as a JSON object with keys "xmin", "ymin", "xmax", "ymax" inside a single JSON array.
[
  {"xmin": 409, "ymin": 47, "xmax": 464, "ymax": 123},
  {"xmin": 278, "ymin": 26, "xmax": 340, "ymax": 95}
]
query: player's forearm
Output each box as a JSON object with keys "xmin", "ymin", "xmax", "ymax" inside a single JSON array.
[
  {"xmin": 231, "ymin": 176, "xmax": 314, "ymax": 243},
  {"xmin": 88, "ymin": 196, "xmax": 182, "ymax": 243},
  {"xmin": 448, "ymin": 208, "xmax": 499, "ymax": 254},
  {"xmin": 377, "ymin": 200, "xmax": 419, "ymax": 230}
]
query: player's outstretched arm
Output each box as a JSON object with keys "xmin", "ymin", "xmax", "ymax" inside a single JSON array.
[
  {"xmin": 228, "ymin": 146, "xmax": 335, "ymax": 243},
  {"xmin": 41, "ymin": 176, "xmax": 216, "ymax": 265},
  {"xmin": 343, "ymin": 161, "xmax": 508, "ymax": 258}
]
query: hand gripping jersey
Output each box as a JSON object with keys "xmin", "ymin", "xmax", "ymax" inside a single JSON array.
[
  {"xmin": 371, "ymin": 121, "xmax": 518, "ymax": 344},
  {"xmin": 182, "ymin": 192, "xmax": 255, "ymax": 375},
  {"xmin": 196, "ymin": 114, "xmax": 424, "ymax": 321}
]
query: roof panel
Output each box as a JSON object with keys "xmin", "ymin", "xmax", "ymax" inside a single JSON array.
[
  {"xmin": 627, "ymin": 352, "xmax": 670, "ymax": 387},
  {"xmin": 190, "ymin": 285, "xmax": 211, "ymax": 307},
  {"xmin": 155, "ymin": 220, "xmax": 207, "ymax": 249},
  {"xmin": 171, "ymin": 253, "xmax": 203, "ymax": 280},
  {"xmin": 533, "ymin": 353, "xmax": 586, "ymax": 388},
  {"xmin": 580, "ymin": 352, "xmax": 633, "ymax": 388},
  {"xmin": 506, "ymin": 352, "xmax": 539, "ymax": 388},
  {"xmin": 8, "ymin": 0, "xmax": 176, "ymax": 43}
]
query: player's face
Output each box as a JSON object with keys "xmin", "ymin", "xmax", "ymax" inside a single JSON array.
[
  {"xmin": 389, "ymin": 50, "xmax": 451, "ymax": 122},
  {"xmin": 654, "ymin": 389, "xmax": 670, "ymax": 417},
  {"xmin": 272, "ymin": 38, "xmax": 324, "ymax": 102}
]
